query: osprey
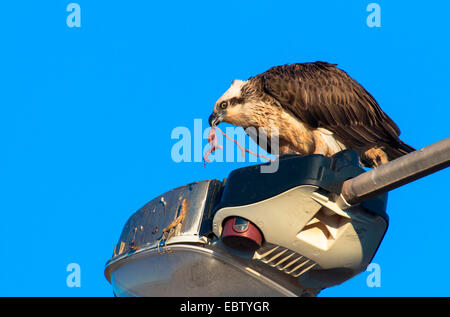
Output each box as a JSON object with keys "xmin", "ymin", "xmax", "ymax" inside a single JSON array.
[{"xmin": 208, "ymin": 62, "xmax": 414, "ymax": 167}]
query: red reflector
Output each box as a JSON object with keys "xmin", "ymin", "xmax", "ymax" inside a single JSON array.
[{"xmin": 221, "ymin": 217, "xmax": 263, "ymax": 251}]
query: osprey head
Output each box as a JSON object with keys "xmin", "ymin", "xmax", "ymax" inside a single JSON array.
[{"xmin": 209, "ymin": 79, "xmax": 247, "ymax": 126}]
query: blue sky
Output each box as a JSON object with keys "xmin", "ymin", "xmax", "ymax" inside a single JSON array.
[{"xmin": 0, "ymin": 1, "xmax": 449, "ymax": 296}]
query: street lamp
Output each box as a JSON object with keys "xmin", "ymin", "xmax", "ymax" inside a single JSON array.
[{"xmin": 104, "ymin": 137, "xmax": 450, "ymax": 297}]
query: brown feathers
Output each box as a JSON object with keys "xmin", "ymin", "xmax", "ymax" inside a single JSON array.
[
  {"xmin": 250, "ymin": 62, "xmax": 415, "ymax": 166},
  {"xmin": 211, "ymin": 61, "xmax": 415, "ymax": 168}
]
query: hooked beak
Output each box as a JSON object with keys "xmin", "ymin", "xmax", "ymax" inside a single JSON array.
[{"xmin": 209, "ymin": 113, "xmax": 220, "ymax": 126}]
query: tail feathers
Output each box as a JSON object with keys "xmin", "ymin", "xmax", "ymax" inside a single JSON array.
[{"xmin": 386, "ymin": 140, "xmax": 415, "ymax": 160}]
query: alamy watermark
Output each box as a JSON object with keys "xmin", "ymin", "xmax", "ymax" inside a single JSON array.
[
  {"xmin": 366, "ymin": 3, "xmax": 381, "ymax": 28},
  {"xmin": 366, "ymin": 262, "xmax": 381, "ymax": 287},
  {"xmin": 66, "ymin": 262, "xmax": 81, "ymax": 288},
  {"xmin": 170, "ymin": 119, "xmax": 280, "ymax": 173},
  {"xmin": 66, "ymin": 3, "xmax": 81, "ymax": 28}
]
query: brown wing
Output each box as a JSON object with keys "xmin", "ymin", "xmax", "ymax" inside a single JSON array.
[{"xmin": 258, "ymin": 62, "xmax": 404, "ymax": 150}]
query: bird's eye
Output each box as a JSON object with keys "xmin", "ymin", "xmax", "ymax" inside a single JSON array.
[{"xmin": 220, "ymin": 102, "xmax": 228, "ymax": 109}]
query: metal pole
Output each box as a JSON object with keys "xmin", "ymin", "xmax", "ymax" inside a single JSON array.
[{"xmin": 341, "ymin": 137, "xmax": 450, "ymax": 205}]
